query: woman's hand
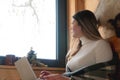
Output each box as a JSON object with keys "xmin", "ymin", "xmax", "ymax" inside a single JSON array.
[
  {"xmin": 39, "ymin": 71, "xmax": 70, "ymax": 80},
  {"xmin": 40, "ymin": 71, "xmax": 51, "ymax": 79}
]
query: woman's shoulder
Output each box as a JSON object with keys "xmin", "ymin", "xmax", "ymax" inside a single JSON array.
[
  {"xmin": 96, "ymin": 39, "xmax": 110, "ymax": 45},
  {"xmin": 94, "ymin": 39, "xmax": 111, "ymax": 49},
  {"xmin": 95, "ymin": 39, "xmax": 113, "ymax": 63}
]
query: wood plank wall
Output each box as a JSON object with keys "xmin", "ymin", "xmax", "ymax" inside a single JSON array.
[{"xmin": 67, "ymin": 0, "xmax": 84, "ymax": 49}]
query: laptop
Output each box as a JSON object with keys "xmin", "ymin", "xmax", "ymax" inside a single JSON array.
[{"xmin": 15, "ymin": 57, "xmax": 41, "ymax": 80}]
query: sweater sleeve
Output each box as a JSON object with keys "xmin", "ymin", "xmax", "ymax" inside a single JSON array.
[{"xmin": 95, "ymin": 40, "xmax": 113, "ymax": 63}]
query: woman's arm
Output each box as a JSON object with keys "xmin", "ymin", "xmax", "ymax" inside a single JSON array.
[{"xmin": 39, "ymin": 71, "xmax": 70, "ymax": 80}]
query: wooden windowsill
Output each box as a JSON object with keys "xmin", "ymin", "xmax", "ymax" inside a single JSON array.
[{"xmin": 0, "ymin": 65, "xmax": 65, "ymax": 71}]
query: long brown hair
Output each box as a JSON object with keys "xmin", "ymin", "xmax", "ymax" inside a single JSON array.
[
  {"xmin": 73, "ymin": 10, "xmax": 101, "ymax": 40},
  {"xmin": 67, "ymin": 10, "xmax": 102, "ymax": 61}
]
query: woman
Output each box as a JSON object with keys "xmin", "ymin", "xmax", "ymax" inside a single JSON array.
[{"xmin": 39, "ymin": 10, "xmax": 113, "ymax": 80}]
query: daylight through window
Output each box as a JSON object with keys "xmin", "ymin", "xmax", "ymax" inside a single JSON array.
[{"xmin": 0, "ymin": 0, "xmax": 56, "ymax": 59}]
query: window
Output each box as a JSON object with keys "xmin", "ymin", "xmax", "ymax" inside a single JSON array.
[{"xmin": 0, "ymin": 0, "xmax": 67, "ymax": 67}]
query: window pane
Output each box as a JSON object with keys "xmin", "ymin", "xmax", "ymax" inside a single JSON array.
[{"xmin": 0, "ymin": 0, "xmax": 56, "ymax": 59}]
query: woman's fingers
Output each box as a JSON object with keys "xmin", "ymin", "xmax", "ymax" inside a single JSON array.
[
  {"xmin": 41, "ymin": 71, "xmax": 51, "ymax": 74},
  {"xmin": 43, "ymin": 74, "xmax": 60, "ymax": 80},
  {"xmin": 39, "ymin": 71, "xmax": 51, "ymax": 79},
  {"xmin": 40, "ymin": 71, "xmax": 70, "ymax": 80}
]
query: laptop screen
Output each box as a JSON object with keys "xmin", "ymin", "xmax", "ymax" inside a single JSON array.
[{"xmin": 15, "ymin": 57, "xmax": 37, "ymax": 80}]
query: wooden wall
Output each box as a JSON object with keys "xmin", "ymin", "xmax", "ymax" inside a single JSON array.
[{"xmin": 84, "ymin": 0, "xmax": 99, "ymax": 12}]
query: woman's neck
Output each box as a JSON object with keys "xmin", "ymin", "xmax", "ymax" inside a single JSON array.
[{"xmin": 80, "ymin": 36, "xmax": 93, "ymax": 45}]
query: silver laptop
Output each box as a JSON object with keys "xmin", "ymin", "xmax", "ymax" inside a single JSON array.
[{"xmin": 15, "ymin": 57, "xmax": 41, "ymax": 80}]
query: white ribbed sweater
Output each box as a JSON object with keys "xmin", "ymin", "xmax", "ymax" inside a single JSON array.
[{"xmin": 66, "ymin": 37, "xmax": 113, "ymax": 72}]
